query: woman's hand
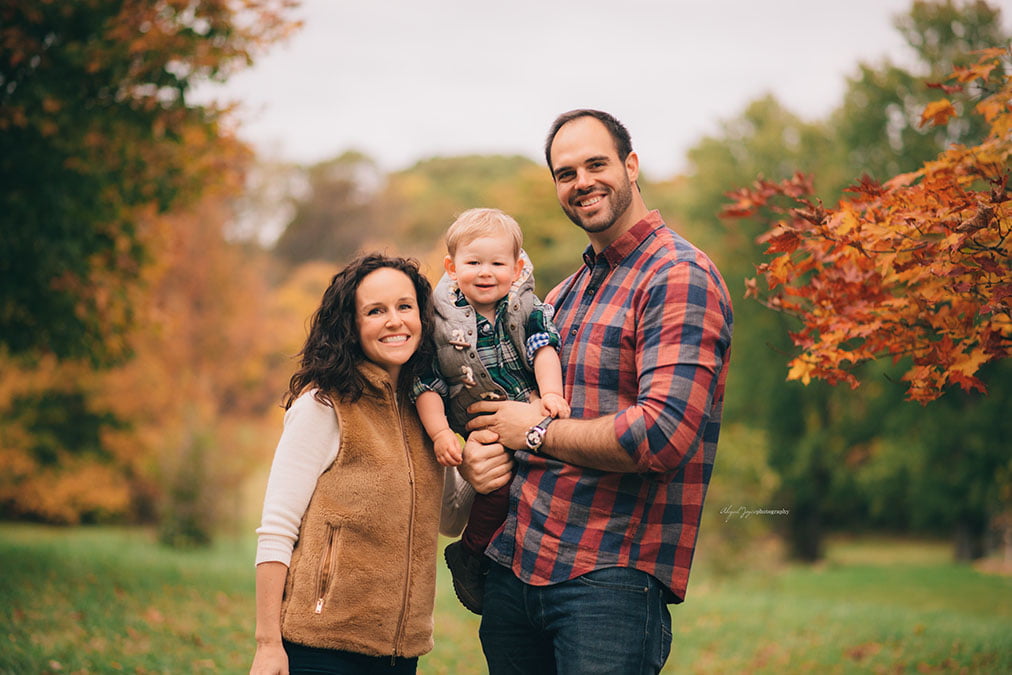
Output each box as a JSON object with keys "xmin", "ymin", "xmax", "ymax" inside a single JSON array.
[{"xmin": 250, "ymin": 640, "xmax": 288, "ymax": 675}]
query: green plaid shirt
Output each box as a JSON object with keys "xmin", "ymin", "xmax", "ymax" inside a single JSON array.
[{"xmin": 412, "ymin": 290, "xmax": 560, "ymax": 403}]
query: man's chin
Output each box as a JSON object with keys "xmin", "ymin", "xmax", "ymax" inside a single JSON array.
[{"xmin": 574, "ymin": 215, "xmax": 615, "ymax": 234}]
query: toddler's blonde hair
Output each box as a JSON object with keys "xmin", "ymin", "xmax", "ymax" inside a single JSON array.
[{"xmin": 445, "ymin": 208, "xmax": 523, "ymax": 259}]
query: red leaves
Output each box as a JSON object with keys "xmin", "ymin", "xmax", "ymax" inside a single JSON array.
[{"xmin": 723, "ymin": 49, "xmax": 1012, "ymax": 403}]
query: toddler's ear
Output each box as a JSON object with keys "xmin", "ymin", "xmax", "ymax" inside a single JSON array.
[
  {"xmin": 513, "ymin": 256, "xmax": 525, "ymax": 281},
  {"xmin": 444, "ymin": 255, "xmax": 457, "ymax": 279}
]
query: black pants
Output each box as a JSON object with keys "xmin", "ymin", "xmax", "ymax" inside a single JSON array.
[{"xmin": 283, "ymin": 640, "xmax": 418, "ymax": 675}]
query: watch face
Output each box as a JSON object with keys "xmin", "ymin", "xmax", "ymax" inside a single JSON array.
[{"xmin": 525, "ymin": 427, "xmax": 543, "ymax": 450}]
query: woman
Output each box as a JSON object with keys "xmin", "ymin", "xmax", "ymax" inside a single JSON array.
[{"xmin": 250, "ymin": 253, "xmax": 492, "ymax": 675}]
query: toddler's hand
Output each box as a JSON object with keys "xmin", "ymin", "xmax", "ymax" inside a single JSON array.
[
  {"xmin": 433, "ymin": 429, "xmax": 463, "ymax": 466},
  {"xmin": 540, "ymin": 392, "xmax": 570, "ymax": 420}
]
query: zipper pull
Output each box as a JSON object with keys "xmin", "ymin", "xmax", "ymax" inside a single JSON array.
[{"xmin": 314, "ymin": 598, "xmax": 324, "ymax": 614}]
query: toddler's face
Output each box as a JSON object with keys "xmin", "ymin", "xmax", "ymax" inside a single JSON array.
[{"xmin": 445, "ymin": 234, "xmax": 523, "ymax": 318}]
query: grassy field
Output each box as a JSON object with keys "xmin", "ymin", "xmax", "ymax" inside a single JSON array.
[{"xmin": 0, "ymin": 524, "xmax": 1009, "ymax": 674}]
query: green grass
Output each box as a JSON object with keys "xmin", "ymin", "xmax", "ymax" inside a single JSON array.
[{"xmin": 0, "ymin": 524, "xmax": 1009, "ymax": 674}]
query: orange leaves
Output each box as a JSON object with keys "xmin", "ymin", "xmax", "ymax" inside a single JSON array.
[
  {"xmin": 919, "ymin": 99, "xmax": 956, "ymax": 128},
  {"xmin": 724, "ymin": 49, "xmax": 1012, "ymax": 403}
]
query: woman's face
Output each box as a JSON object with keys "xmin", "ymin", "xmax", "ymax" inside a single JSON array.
[{"xmin": 354, "ymin": 267, "xmax": 422, "ymax": 380}]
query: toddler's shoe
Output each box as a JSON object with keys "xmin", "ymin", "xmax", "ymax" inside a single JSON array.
[{"xmin": 444, "ymin": 540, "xmax": 487, "ymax": 615}]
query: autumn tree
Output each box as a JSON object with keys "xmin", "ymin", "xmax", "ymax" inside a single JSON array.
[
  {"xmin": 724, "ymin": 48, "xmax": 1010, "ymax": 403},
  {"xmin": 0, "ymin": 134, "xmax": 285, "ymax": 538},
  {"xmin": 723, "ymin": 46, "xmax": 1010, "ymax": 559},
  {"xmin": 832, "ymin": 0, "xmax": 1007, "ymax": 182},
  {"xmin": 273, "ymin": 151, "xmax": 386, "ymax": 267},
  {"xmin": 0, "ymin": 0, "xmax": 297, "ymax": 363}
]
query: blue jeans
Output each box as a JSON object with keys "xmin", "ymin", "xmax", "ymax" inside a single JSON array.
[
  {"xmin": 283, "ymin": 641, "xmax": 418, "ymax": 674},
  {"xmin": 479, "ymin": 563, "xmax": 672, "ymax": 675}
]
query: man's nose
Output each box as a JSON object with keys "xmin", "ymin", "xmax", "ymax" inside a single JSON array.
[{"xmin": 575, "ymin": 168, "xmax": 595, "ymax": 191}]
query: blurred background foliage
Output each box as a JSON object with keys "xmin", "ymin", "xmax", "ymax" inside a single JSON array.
[{"xmin": 0, "ymin": 0, "xmax": 1009, "ymax": 562}]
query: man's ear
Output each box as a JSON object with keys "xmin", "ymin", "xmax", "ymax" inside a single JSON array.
[
  {"xmin": 625, "ymin": 151, "xmax": 640, "ymax": 184},
  {"xmin": 443, "ymin": 255, "xmax": 457, "ymax": 279}
]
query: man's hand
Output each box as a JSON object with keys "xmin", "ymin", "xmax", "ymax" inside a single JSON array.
[
  {"xmin": 466, "ymin": 400, "xmax": 544, "ymax": 451},
  {"xmin": 459, "ymin": 428, "xmax": 514, "ymax": 494}
]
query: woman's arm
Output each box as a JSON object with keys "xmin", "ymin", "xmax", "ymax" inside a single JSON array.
[
  {"xmin": 255, "ymin": 393, "xmax": 341, "ymax": 566},
  {"xmin": 250, "ymin": 561, "xmax": 289, "ymax": 675}
]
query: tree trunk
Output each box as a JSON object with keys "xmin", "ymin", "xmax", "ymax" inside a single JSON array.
[{"xmin": 952, "ymin": 515, "xmax": 986, "ymax": 561}]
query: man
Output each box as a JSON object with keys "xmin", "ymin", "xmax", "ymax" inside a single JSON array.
[{"xmin": 461, "ymin": 109, "xmax": 733, "ymax": 674}]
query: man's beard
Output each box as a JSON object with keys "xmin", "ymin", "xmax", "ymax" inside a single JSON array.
[{"xmin": 562, "ymin": 176, "xmax": 633, "ymax": 234}]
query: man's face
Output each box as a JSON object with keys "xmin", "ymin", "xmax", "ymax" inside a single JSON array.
[{"xmin": 549, "ymin": 116, "xmax": 637, "ymax": 236}]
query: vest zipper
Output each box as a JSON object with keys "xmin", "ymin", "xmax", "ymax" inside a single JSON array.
[
  {"xmin": 387, "ymin": 383, "xmax": 416, "ymax": 659},
  {"xmin": 314, "ymin": 523, "xmax": 339, "ymax": 614}
]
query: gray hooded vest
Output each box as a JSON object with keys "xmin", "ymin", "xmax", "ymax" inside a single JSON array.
[{"xmin": 432, "ymin": 252, "xmax": 537, "ymax": 435}]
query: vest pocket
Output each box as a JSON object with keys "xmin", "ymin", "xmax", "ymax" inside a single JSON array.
[{"xmin": 314, "ymin": 523, "xmax": 341, "ymax": 614}]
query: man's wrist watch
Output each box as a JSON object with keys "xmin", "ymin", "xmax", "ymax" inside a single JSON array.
[{"xmin": 525, "ymin": 416, "xmax": 555, "ymax": 453}]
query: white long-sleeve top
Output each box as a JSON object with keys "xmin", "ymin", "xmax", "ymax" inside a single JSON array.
[{"xmin": 255, "ymin": 390, "xmax": 475, "ymax": 566}]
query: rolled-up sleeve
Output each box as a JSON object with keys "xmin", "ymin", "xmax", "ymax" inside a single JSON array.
[{"xmin": 614, "ymin": 261, "xmax": 732, "ymax": 473}]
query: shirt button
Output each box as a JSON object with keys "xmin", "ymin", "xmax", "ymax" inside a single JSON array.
[
  {"xmin": 571, "ymin": 329, "xmax": 578, "ymax": 336},
  {"xmin": 587, "ymin": 287, "xmax": 596, "ymax": 296}
]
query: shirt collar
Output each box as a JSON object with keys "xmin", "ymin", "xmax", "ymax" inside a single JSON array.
[{"xmin": 581, "ymin": 210, "xmax": 665, "ymax": 269}]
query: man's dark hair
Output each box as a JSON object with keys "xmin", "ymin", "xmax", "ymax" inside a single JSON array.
[{"xmin": 544, "ymin": 109, "xmax": 633, "ymax": 172}]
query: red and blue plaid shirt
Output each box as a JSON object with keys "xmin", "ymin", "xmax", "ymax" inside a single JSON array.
[{"xmin": 486, "ymin": 211, "xmax": 733, "ymax": 602}]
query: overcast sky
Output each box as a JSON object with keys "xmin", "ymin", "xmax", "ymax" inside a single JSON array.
[{"xmin": 195, "ymin": 0, "xmax": 951, "ymax": 179}]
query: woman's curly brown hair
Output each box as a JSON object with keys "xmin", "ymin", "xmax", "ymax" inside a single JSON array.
[{"xmin": 283, "ymin": 253, "xmax": 436, "ymax": 409}]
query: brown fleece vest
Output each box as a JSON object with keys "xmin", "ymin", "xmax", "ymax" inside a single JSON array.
[{"xmin": 280, "ymin": 362, "xmax": 443, "ymax": 658}]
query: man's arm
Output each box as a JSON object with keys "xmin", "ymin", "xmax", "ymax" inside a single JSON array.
[
  {"xmin": 469, "ymin": 259, "xmax": 732, "ymax": 475},
  {"xmin": 466, "ymin": 400, "xmax": 637, "ymax": 473}
]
